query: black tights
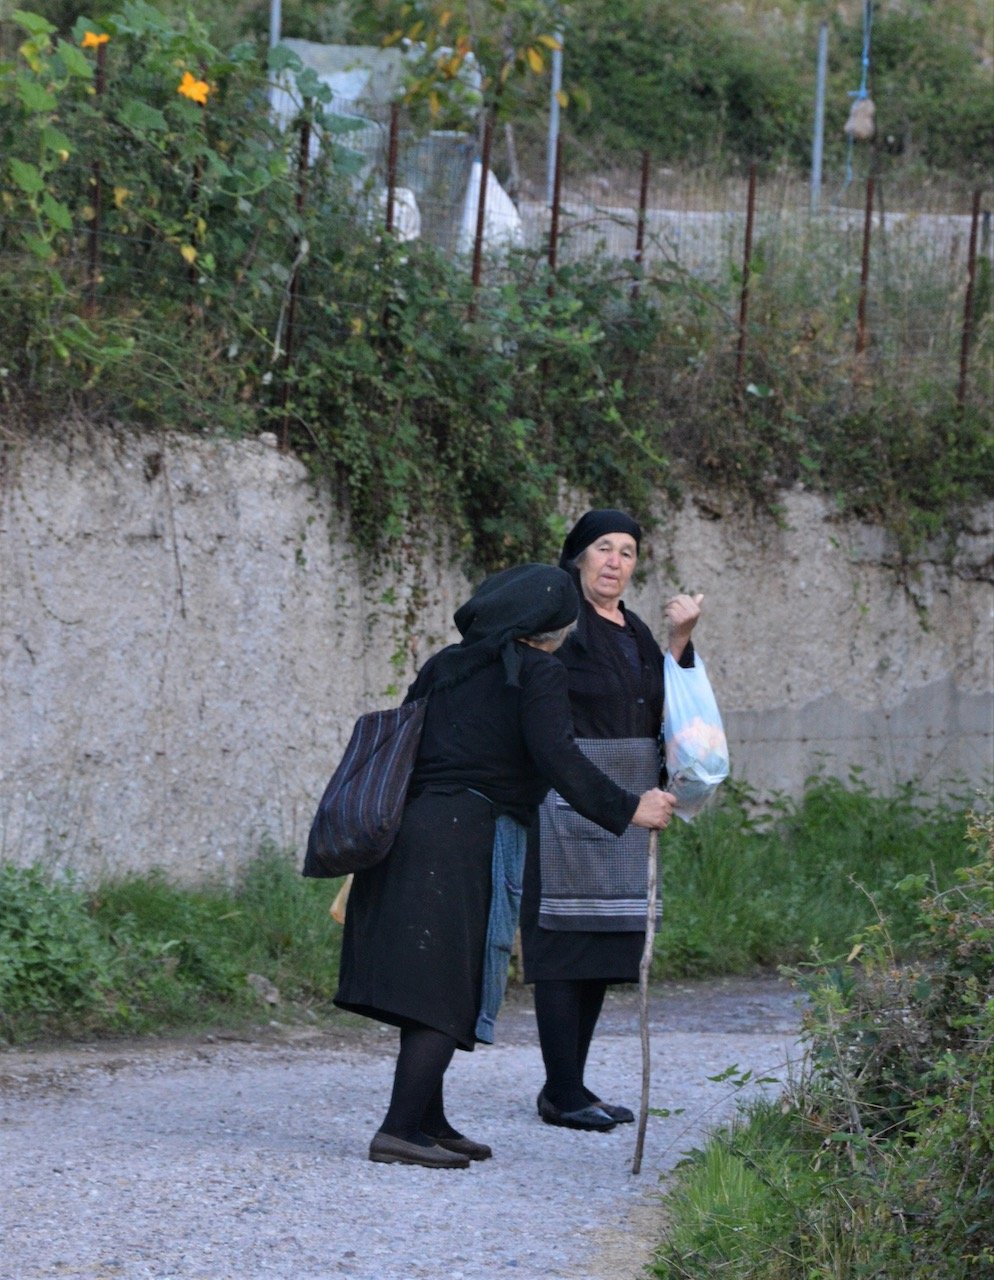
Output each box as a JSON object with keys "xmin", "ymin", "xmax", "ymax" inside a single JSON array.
[
  {"xmin": 533, "ymin": 978, "xmax": 608, "ymax": 1112},
  {"xmin": 380, "ymin": 1023, "xmax": 461, "ymax": 1147}
]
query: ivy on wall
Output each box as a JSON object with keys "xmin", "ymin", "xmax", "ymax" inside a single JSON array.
[{"xmin": 1, "ymin": 4, "xmax": 991, "ymax": 574}]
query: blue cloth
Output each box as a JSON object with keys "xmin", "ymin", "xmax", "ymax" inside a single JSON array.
[{"xmin": 475, "ymin": 813, "xmax": 527, "ymax": 1043}]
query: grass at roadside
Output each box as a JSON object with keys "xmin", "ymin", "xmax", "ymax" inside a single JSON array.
[
  {"xmin": 0, "ymin": 846, "xmax": 344, "ymax": 1043},
  {"xmin": 655, "ymin": 771, "xmax": 973, "ymax": 978},
  {"xmin": 0, "ymin": 777, "xmax": 976, "ymax": 1045},
  {"xmin": 650, "ymin": 801, "xmax": 994, "ymax": 1280}
]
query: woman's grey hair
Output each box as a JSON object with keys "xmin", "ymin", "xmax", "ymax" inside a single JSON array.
[{"xmin": 524, "ymin": 621, "xmax": 576, "ymax": 647}]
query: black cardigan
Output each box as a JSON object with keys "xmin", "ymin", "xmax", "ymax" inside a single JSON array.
[
  {"xmin": 555, "ymin": 598, "xmax": 694, "ymax": 774},
  {"xmin": 404, "ymin": 642, "xmax": 638, "ymax": 832}
]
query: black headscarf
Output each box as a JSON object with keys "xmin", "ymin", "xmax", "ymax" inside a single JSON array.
[
  {"xmin": 432, "ymin": 563, "xmax": 579, "ymax": 690},
  {"xmin": 559, "ymin": 509, "xmax": 642, "ymax": 571}
]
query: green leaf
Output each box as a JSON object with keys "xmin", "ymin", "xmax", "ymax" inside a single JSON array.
[
  {"xmin": 17, "ymin": 78, "xmax": 58, "ymax": 112},
  {"xmin": 9, "ymin": 158, "xmax": 45, "ymax": 196},
  {"xmin": 117, "ymin": 101, "xmax": 168, "ymax": 133},
  {"xmin": 320, "ymin": 112, "xmax": 369, "ymax": 135},
  {"xmin": 41, "ymin": 125, "xmax": 73, "ymax": 155},
  {"xmin": 13, "ymin": 10, "xmax": 56, "ymax": 36},
  {"xmin": 56, "ymin": 40, "xmax": 93, "ymax": 78},
  {"xmin": 203, "ymin": 153, "xmax": 232, "ymax": 181},
  {"xmin": 330, "ymin": 145, "xmax": 365, "ymax": 177},
  {"xmin": 42, "ymin": 192, "xmax": 72, "ymax": 231},
  {"xmin": 24, "ymin": 232, "xmax": 55, "ymax": 260},
  {"xmin": 267, "ymin": 45, "xmax": 303, "ymax": 74},
  {"xmin": 296, "ymin": 67, "xmax": 332, "ymax": 104}
]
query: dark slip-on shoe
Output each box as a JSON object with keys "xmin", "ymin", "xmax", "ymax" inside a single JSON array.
[
  {"xmin": 432, "ymin": 1134, "xmax": 493, "ymax": 1161},
  {"xmin": 588, "ymin": 1099, "xmax": 635, "ymax": 1124},
  {"xmin": 368, "ymin": 1131, "xmax": 471, "ymax": 1169},
  {"xmin": 536, "ymin": 1089, "xmax": 619, "ymax": 1132}
]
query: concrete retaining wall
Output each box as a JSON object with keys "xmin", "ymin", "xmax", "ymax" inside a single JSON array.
[{"xmin": 1, "ymin": 427, "xmax": 991, "ymax": 882}]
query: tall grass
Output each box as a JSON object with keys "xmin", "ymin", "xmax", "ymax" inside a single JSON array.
[{"xmin": 655, "ymin": 772, "xmax": 973, "ymax": 977}]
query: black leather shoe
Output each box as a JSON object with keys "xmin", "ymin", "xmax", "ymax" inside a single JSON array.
[
  {"xmin": 432, "ymin": 1134, "xmax": 493, "ymax": 1161},
  {"xmin": 368, "ymin": 1131, "xmax": 470, "ymax": 1168},
  {"xmin": 537, "ymin": 1089, "xmax": 618, "ymax": 1132},
  {"xmin": 585, "ymin": 1097, "xmax": 635, "ymax": 1124}
]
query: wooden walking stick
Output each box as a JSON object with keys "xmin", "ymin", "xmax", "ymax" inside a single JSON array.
[{"xmin": 632, "ymin": 827, "xmax": 659, "ymax": 1176}]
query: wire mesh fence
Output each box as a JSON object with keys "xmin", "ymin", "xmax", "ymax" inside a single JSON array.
[{"xmin": 1, "ymin": 46, "xmax": 991, "ymax": 415}]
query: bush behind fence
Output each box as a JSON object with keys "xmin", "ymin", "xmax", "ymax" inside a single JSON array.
[{"xmin": 1, "ymin": 10, "xmax": 991, "ymax": 566}]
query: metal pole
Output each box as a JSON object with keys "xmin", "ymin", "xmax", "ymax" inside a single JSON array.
[
  {"xmin": 547, "ymin": 131, "xmax": 563, "ymax": 298},
  {"xmin": 734, "ymin": 163, "xmax": 757, "ymax": 398},
  {"xmin": 186, "ymin": 157, "xmax": 202, "ymax": 328},
  {"xmin": 385, "ymin": 103, "xmax": 399, "ymax": 236},
  {"xmin": 855, "ymin": 174, "xmax": 874, "ymax": 360},
  {"xmin": 468, "ymin": 112, "xmax": 494, "ymax": 316},
  {"xmin": 546, "ymin": 31, "xmax": 563, "ymax": 207},
  {"xmin": 85, "ymin": 40, "xmax": 106, "ymax": 316},
  {"xmin": 279, "ymin": 113, "xmax": 310, "ymax": 451},
  {"xmin": 267, "ymin": 0, "xmax": 282, "ymax": 120},
  {"xmin": 632, "ymin": 149, "xmax": 651, "ymax": 301},
  {"xmin": 810, "ymin": 23, "xmax": 828, "ymax": 214},
  {"xmin": 956, "ymin": 189, "xmax": 983, "ymax": 410}
]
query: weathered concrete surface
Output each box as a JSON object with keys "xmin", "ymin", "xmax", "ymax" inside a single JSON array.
[{"xmin": 1, "ymin": 427, "xmax": 991, "ymax": 881}]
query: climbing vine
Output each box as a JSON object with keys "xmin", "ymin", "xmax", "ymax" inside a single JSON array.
[{"xmin": 1, "ymin": 4, "xmax": 991, "ymax": 572}]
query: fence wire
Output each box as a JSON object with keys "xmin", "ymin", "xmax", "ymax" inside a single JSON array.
[{"xmin": 1, "ymin": 90, "xmax": 991, "ymax": 408}]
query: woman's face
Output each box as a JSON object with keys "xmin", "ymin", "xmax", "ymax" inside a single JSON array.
[{"xmin": 576, "ymin": 533, "xmax": 638, "ymax": 609}]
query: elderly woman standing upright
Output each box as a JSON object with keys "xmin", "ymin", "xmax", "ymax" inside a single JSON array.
[{"xmin": 519, "ymin": 510, "xmax": 702, "ymax": 1131}]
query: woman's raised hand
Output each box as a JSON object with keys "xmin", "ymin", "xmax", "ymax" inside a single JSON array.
[
  {"xmin": 665, "ymin": 593, "xmax": 703, "ymax": 659},
  {"xmin": 631, "ymin": 788, "xmax": 677, "ymax": 830}
]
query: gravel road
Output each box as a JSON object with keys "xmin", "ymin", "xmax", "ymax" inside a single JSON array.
[{"xmin": 0, "ymin": 976, "xmax": 802, "ymax": 1280}]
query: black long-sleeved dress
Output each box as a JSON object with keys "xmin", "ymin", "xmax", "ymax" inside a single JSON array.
[
  {"xmin": 334, "ymin": 642, "xmax": 641, "ymax": 1049},
  {"xmin": 520, "ymin": 597, "xmax": 682, "ymax": 983}
]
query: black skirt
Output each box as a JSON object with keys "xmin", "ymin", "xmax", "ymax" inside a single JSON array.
[{"xmin": 334, "ymin": 788, "xmax": 495, "ymax": 1051}]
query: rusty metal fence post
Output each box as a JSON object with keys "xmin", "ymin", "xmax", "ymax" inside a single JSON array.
[
  {"xmin": 84, "ymin": 39, "xmax": 107, "ymax": 316},
  {"xmin": 185, "ymin": 156, "xmax": 202, "ymax": 327},
  {"xmin": 468, "ymin": 111, "xmax": 494, "ymax": 316},
  {"xmin": 546, "ymin": 131, "xmax": 563, "ymax": 298},
  {"xmin": 385, "ymin": 102, "xmax": 399, "ymax": 236},
  {"xmin": 278, "ymin": 111, "xmax": 311, "ymax": 452},
  {"xmin": 854, "ymin": 174, "xmax": 875, "ymax": 379},
  {"xmin": 734, "ymin": 163, "xmax": 757, "ymax": 401},
  {"xmin": 631, "ymin": 149, "xmax": 651, "ymax": 302},
  {"xmin": 956, "ymin": 188, "xmax": 983, "ymax": 410}
]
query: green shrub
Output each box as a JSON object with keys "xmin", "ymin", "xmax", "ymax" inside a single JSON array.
[
  {"xmin": 0, "ymin": 864, "xmax": 120, "ymax": 1032},
  {"xmin": 1, "ymin": 5, "xmax": 991, "ymax": 573},
  {"xmin": 0, "ymin": 847, "xmax": 344, "ymax": 1042},
  {"xmin": 652, "ymin": 802, "xmax": 994, "ymax": 1279},
  {"xmin": 227, "ymin": 844, "xmax": 345, "ymax": 1004},
  {"xmin": 868, "ymin": 4, "xmax": 994, "ymax": 178},
  {"xmin": 561, "ymin": 0, "xmax": 810, "ymax": 169}
]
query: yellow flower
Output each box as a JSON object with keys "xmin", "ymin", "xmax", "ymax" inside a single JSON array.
[
  {"xmin": 81, "ymin": 31, "xmax": 110, "ymax": 48},
  {"xmin": 177, "ymin": 71, "xmax": 210, "ymax": 105}
]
